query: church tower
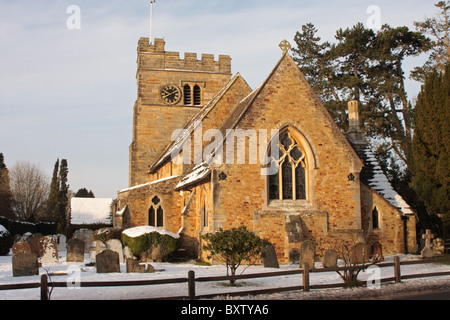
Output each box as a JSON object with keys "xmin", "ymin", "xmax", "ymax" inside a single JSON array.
[{"xmin": 129, "ymin": 38, "xmax": 232, "ymax": 186}]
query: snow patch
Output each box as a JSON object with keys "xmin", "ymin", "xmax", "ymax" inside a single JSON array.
[
  {"xmin": 122, "ymin": 226, "xmax": 180, "ymax": 239},
  {"xmin": 70, "ymin": 198, "xmax": 113, "ymax": 225}
]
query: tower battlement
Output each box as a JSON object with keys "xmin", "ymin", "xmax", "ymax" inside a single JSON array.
[{"xmin": 137, "ymin": 38, "xmax": 231, "ymax": 74}]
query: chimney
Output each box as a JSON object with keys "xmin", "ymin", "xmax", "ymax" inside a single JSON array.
[{"xmin": 346, "ymin": 100, "xmax": 365, "ymax": 143}]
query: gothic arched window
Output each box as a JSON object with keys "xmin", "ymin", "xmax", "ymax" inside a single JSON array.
[
  {"xmin": 149, "ymin": 196, "xmax": 164, "ymax": 227},
  {"xmin": 268, "ymin": 130, "xmax": 307, "ymax": 202}
]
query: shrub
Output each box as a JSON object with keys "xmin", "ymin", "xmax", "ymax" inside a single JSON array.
[
  {"xmin": 202, "ymin": 226, "xmax": 271, "ymax": 285},
  {"xmin": 121, "ymin": 226, "xmax": 180, "ymax": 262},
  {"xmin": 0, "ymin": 225, "xmax": 13, "ymax": 256}
]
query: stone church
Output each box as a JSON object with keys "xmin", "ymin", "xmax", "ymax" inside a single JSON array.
[{"xmin": 113, "ymin": 37, "xmax": 417, "ymax": 264}]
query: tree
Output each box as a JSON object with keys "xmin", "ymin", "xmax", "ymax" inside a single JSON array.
[
  {"xmin": 9, "ymin": 162, "xmax": 49, "ymax": 222},
  {"xmin": 0, "ymin": 153, "xmax": 14, "ymax": 219},
  {"xmin": 74, "ymin": 188, "xmax": 95, "ymax": 198},
  {"xmin": 57, "ymin": 159, "xmax": 69, "ymax": 232},
  {"xmin": 293, "ymin": 23, "xmax": 430, "ymax": 167},
  {"xmin": 202, "ymin": 226, "xmax": 271, "ymax": 285},
  {"xmin": 413, "ymin": 1, "xmax": 450, "ymax": 81},
  {"xmin": 44, "ymin": 159, "xmax": 60, "ymax": 223},
  {"xmin": 411, "ymin": 63, "xmax": 450, "ymax": 226}
]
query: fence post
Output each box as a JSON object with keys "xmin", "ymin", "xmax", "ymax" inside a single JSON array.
[
  {"xmin": 40, "ymin": 274, "xmax": 49, "ymax": 301},
  {"xmin": 302, "ymin": 263, "xmax": 310, "ymax": 292},
  {"xmin": 394, "ymin": 256, "xmax": 401, "ymax": 283},
  {"xmin": 188, "ymin": 270, "xmax": 196, "ymax": 300}
]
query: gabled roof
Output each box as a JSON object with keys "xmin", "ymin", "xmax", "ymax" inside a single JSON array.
[
  {"xmin": 149, "ymin": 73, "xmax": 250, "ymax": 174},
  {"xmin": 349, "ymin": 141, "xmax": 414, "ymax": 215},
  {"xmin": 70, "ymin": 198, "xmax": 113, "ymax": 225}
]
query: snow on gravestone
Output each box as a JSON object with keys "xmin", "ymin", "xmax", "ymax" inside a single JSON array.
[{"xmin": 39, "ymin": 236, "xmax": 58, "ymax": 264}]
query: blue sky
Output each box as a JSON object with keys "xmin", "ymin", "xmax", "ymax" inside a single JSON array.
[{"xmin": 0, "ymin": 1, "xmax": 439, "ymax": 198}]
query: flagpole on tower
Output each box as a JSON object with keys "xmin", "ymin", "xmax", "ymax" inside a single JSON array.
[{"xmin": 149, "ymin": 0, "xmax": 156, "ymax": 45}]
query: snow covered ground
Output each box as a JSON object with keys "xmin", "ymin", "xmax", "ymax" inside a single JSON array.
[{"xmin": 0, "ymin": 251, "xmax": 449, "ymax": 300}]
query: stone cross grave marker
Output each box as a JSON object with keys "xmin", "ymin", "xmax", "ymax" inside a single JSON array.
[
  {"xmin": 421, "ymin": 229, "xmax": 435, "ymax": 258},
  {"xmin": 12, "ymin": 252, "xmax": 39, "ymax": 277},
  {"xmin": 66, "ymin": 238, "xmax": 85, "ymax": 262}
]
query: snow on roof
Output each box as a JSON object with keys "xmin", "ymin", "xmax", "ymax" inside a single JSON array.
[
  {"xmin": 70, "ymin": 198, "xmax": 113, "ymax": 225},
  {"xmin": 118, "ymin": 175, "xmax": 181, "ymax": 193},
  {"xmin": 175, "ymin": 162, "xmax": 211, "ymax": 191},
  {"xmin": 122, "ymin": 226, "xmax": 180, "ymax": 239},
  {"xmin": 364, "ymin": 148, "xmax": 414, "ymax": 215}
]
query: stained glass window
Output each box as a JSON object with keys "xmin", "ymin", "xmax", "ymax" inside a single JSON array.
[{"xmin": 268, "ymin": 131, "xmax": 307, "ymax": 201}]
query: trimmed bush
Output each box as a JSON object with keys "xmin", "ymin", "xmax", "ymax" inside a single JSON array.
[
  {"xmin": 0, "ymin": 225, "xmax": 13, "ymax": 256},
  {"xmin": 121, "ymin": 226, "xmax": 180, "ymax": 262}
]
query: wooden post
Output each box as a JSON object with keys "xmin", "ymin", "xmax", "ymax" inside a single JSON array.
[
  {"xmin": 394, "ymin": 256, "xmax": 401, "ymax": 283},
  {"xmin": 188, "ymin": 270, "xmax": 196, "ymax": 300},
  {"xmin": 40, "ymin": 274, "xmax": 49, "ymax": 300},
  {"xmin": 302, "ymin": 263, "xmax": 310, "ymax": 292}
]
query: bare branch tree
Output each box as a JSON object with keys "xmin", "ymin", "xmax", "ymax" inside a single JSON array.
[{"xmin": 9, "ymin": 161, "xmax": 49, "ymax": 222}]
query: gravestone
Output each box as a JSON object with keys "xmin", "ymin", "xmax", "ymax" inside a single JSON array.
[
  {"xmin": 299, "ymin": 240, "xmax": 316, "ymax": 269},
  {"xmin": 106, "ymin": 239, "xmax": 124, "ymax": 263},
  {"xmin": 96, "ymin": 249, "xmax": 120, "ymax": 273},
  {"xmin": 39, "ymin": 236, "xmax": 58, "ymax": 264},
  {"xmin": 89, "ymin": 240, "xmax": 107, "ymax": 259},
  {"xmin": 126, "ymin": 258, "xmax": 146, "ymax": 273},
  {"xmin": 54, "ymin": 234, "xmax": 67, "ymax": 252},
  {"xmin": 124, "ymin": 246, "xmax": 134, "ymax": 260},
  {"xmin": 73, "ymin": 228, "xmax": 94, "ymax": 252},
  {"xmin": 12, "ymin": 242, "xmax": 31, "ymax": 256},
  {"xmin": 28, "ymin": 233, "xmax": 43, "ymax": 256},
  {"xmin": 66, "ymin": 238, "xmax": 85, "ymax": 262},
  {"xmin": 350, "ymin": 242, "xmax": 371, "ymax": 264},
  {"xmin": 371, "ymin": 241, "xmax": 384, "ymax": 262},
  {"xmin": 323, "ymin": 249, "xmax": 338, "ymax": 268},
  {"xmin": 12, "ymin": 252, "xmax": 39, "ymax": 277},
  {"xmin": 421, "ymin": 230, "xmax": 435, "ymax": 258},
  {"xmin": 433, "ymin": 238, "xmax": 445, "ymax": 255},
  {"xmin": 262, "ymin": 244, "xmax": 279, "ymax": 268}
]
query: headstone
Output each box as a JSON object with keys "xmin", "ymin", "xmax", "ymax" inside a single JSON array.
[
  {"xmin": 106, "ymin": 239, "xmax": 124, "ymax": 263},
  {"xmin": 422, "ymin": 247, "xmax": 434, "ymax": 258},
  {"xmin": 73, "ymin": 228, "xmax": 94, "ymax": 252},
  {"xmin": 12, "ymin": 242, "xmax": 32, "ymax": 256},
  {"xmin": 54, "ymin": 234, "xmax": 67, "ymax": 252},
  {"xmin": 96, "ymin": 249, "xmax": 120, "ymax": 273},
  {"xmin": 371, "ymin": 241, "xmax": 384, "ymax": 262},
  {"xmin": 126, "ymin": 258, "xmax": 146, "ymax": 273},
  {"xmin": 66, "ymin": 238, "xmax": 85, "ymax": 262},
  {"xmin": 323, "ymin": 249, "xmax": 338, "ymax": 268},
  {"xmin": 28, "ymin": 233, "xmax": 43, "ymax": 256},
  {"xmin": 350, "ymin": 242, "xmax": 371, "ymax": 264},
  {"xmin": 39, "ymin": 236, "xmax": 58, "ymax": 264},
  {"xmin": 124, "ymin": 246, "xmax": 134, "ymax": 260},
  {"xmin": 12, "ymin": 252, "xmax": 39, "ymax": 277},
  {"xmin": 299, "ymin": 240, "xmax": 316, "ymax": 269},
  {"xmin": 89, "ymin": 240, "xmax": 107, "ymax": 259},
  {"xmin": 433, "ymin": 238, "xmax": 445, "ymax": 255},
  {"xmin": 262, "ymin": 244, "xmax": 279, "ymax": 268}
]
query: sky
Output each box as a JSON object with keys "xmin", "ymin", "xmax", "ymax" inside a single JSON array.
[{"xmin": 0, "ymin": 0, "xmax": 440, "ymax": 198}]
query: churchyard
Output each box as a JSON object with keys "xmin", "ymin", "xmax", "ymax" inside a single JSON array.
[{"xmin": 1, "ymin": 228, "xmax": 450, "ymax": 300}]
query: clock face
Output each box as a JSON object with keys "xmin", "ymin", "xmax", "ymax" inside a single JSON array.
[{"xmin": 160, "ymin": 84, "xmax": 181, "ymax": 105}]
